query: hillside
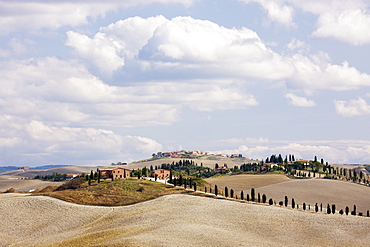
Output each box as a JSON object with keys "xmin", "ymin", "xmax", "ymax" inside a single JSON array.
[
  {"xmin": 125, "ymin": 156, "xmax": 256, "ymax": 170},
  {"xmin": 206, "ymin": 174, "xmax": 370, "ymax": 214},
  {"xmin": 0, "ymin": 166, "xmax": 99, "ymax": 179},
  {"xmin": 1, "ymin": 193, "xmax": 369, "ymax": 247}
]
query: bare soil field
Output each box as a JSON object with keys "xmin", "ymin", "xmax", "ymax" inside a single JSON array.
[
  {"xmin": 206, "ymin": 174, "xmax": 370, "ymax": 213},
  {"xmin": 1, "ymin": 193, "xmax": 369, "ymax": 247},
  {"xmin": 0, "ymin": 179, "xmax": 64, "ymax": 192},
  {"xmin": 205, "ymin": 174, "xmax": 290, "ymax": 190}
]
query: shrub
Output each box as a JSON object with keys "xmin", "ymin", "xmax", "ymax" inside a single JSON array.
[
  {"xmin": 56, "ymin": 177, "xmax": 85, "ymax": 191},
  {"xmin": 339, "ymin": 209, "xmax": 344, "ymax": 215},
  {"xmin": 279, "ymin": 201, "xmax": 283, "ymax": 206},
  {"xmin": 269, "ymin": 198, "xmax": 273, "ymax": 205}
]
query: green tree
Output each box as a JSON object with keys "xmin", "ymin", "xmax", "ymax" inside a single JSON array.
[
  {"xmin": 215, "ymin": 185, "xmax": 218, "ymax": 196},
  {"xmin": 315, "ymin": 203, "xmax": 318, "ymax": 213},
  {"xmin": 291, "ymin": 198, "xmax": 295, "ymax": 209},
  {"xmin": 193, "ymin": 183, "xmax": 197, "ymax": 192},
  {"xmin": 230, "ymin": 189, "xmax": 234, "ymax": 198},
  {"xmin": 345, "ymin": 206, "xmax": 349, "ymax": 215},
  {"xmin": 240, "ymin": 191, "xmax": 244, "ymax": 200},
  {"xmin": 269, "ymin": 198, "xmax": 273, "ymax": 205},
  {"xmin": 246, "ymin": 194, "xmax": 250, "ymax": 202},
  {"xmin": 284, "ymin": 196, "xmax": 288, "ymax": 207},
  {"xmin": 251, "ymin": 188, "xmax": 255, "ymax": 202},
  {"xmin": 225, "ymin": 187, "xmax": 229, "ymax": 197},
  {"xmin": 351, "ymin": 205, "xmax": 357, "ymax": 215},
  {"xmin": 303, "ymin": 203, "xmax": 306, "ymax": 211},
  {"xmin": 332, "ymin": 204, "xmax": 336, "ymax": 214},
  {"xmin": 339, "ymin": 209, "xmax": 344, "ymax": 215},
  {"xmin": 257, "ymin": 193, "xmax": 261, "ymax": 203},
  {"xmin": 262, "ymin": 194, "xmax": 267, "ymax": 204},
  {"xmin": 327, "ymin": 204, "xmax": 331, "ymax": 214}
]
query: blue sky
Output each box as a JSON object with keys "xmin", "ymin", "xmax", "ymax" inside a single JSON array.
[{"xmin": 1, "ymin": 0, "xmax": 370, "ymax": 166}]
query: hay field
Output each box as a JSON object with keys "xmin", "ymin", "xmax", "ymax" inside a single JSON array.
[
  {"xmin": 206, "ymin": 174, "xmax": 370, "ymax": 213},
  {"xmin": 1, "ymin": 193, "xmax": 370, "ymax": 247},
  {"xmin": 205, "ymin": 174, "xmax": 290, "ymax": 190},
  {"xmin": 0, "ymin": 180, "xmax": 64, "ymax": 192}
]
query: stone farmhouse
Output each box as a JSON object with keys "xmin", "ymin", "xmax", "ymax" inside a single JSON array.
[
  {"xmin": 100, "ymin": 167, "xmax": 131, "ymax": 179},
  {"xmin": 151, "ymin": 169, "xmax": 170, "ymax": 180}
]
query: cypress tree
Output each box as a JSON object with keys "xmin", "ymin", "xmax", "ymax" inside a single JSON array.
[
  {"xmin": 284, "ymin": 196, "xmax": 288, "ymax": 207},
  {"xmin": 345, "ymin": 206, "xmax": 349, "ymax": 215},
  {"xmin": 98, "ymin": 170, "xmax": 101, "ymax": 184},
  {"xmin": 339, "ymin": 209, "xmax": 344, "ymax": 215},
  {"xmin": 269, "ymin": 198, "xmax": 273, "ymax": 205},
  {"xmin": 291, "ymin": 198, "xmax": 295, "ymax": 209},
  {"xmin": 315, "ymin": 203, "xmax": 318, "ymax": 212},
  {"xmin": 225, "ymin": 187, "xmax": 229, "ymax": 197},
  {"xmin": 230, "ymin": 189, "xmax": 234, "ymax": 198},
  {"xmin": 262, "ymin": 194, "xmax": 267, "ymax": 204},
  {"xmin": 320, "ymin": 203, "xmax": 323, "ymax": 212},
  {"xmin": 215, "ymin": 185, "xmax": 218, "ymax": 196},
  {"xmin": 194, "ymin": 183, "xmax": 197, "ymax": 192},
  {"xmin": 327, "ymin": 204, "xmax": 331, "ymax": 214},
  {"xmin": 169, "ymin": 170, "xmax": 173, "ymax": 183},
  {"xmin": 257, "ymin": 193, "xmax": 261, "ymax": 203},
  {"xmin": 90, "ymin": 170, "xmax": 93, "ymax": 180},
  {"xmin": 184, "ymin": 179, "xmax": 187, "ymax": 189},
  {"xmin": 251, "ymin": 188, "xmax": 255, "ymax": 202},
  {"xmin": 173, "ymin": 178, "xmax": 177, "ymax": 186},
  {"xmin": 240, "ymin": 191, "xmax": 244, "ymax": 200},
  {"xmin": 247, "ymin": 194, "xmax": 250, "ymax": 202},
  {"xmin": 367, "ymin": 210, "xmax": 369, "ymax": 217},
  {"xmin": 88, "ymin": 175, "xmax": 91, "ymax": 186},
  {"xmin": 352, "ymin": 205, "xmax": 357, "ymax": 215},
  {"xmin": 332, "ymin": 204, "xmax": 336, "ymax": 214},
  {"xmin": 303, "ymin": 203, "xmax": 306, "ymax": 211},
  {"xmin": 205, "ymin": 186, "xmax": 207, "ymax": 193}
]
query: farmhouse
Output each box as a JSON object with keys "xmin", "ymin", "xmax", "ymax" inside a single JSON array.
[
  {"xmin": 100, "ymin": 167, "xmax": 131, "ymax": 179},
  {"xmin": 151, "ymin": 169, "xmax": 170, "ymax": 180}
]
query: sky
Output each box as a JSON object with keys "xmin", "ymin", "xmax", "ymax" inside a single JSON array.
[{"xmin": 1, "ymin": 0, "xmax": 370, "ymax": 166}]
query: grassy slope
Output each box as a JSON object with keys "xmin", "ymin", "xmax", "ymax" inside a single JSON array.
[{"xmin": 33, "ymin": 178, "xmax": 180, "ymax": 206}]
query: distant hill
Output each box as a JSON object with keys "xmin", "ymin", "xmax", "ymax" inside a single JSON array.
[
  {"xmin": 0, "ymin": 166, "xmax": 18, "ymax": 173},
  {"xmin": 0, "ymin": 165, "xmax": 72, "ymax": 174}
]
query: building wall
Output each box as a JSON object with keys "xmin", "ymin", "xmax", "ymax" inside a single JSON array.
[{"xmin": 151, "ymin": 169, "xmax": 170, "ymax": 180}]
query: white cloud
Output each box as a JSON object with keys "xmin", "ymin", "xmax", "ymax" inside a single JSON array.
[
  {"xmin": 312, "ymin": 9, "xmax": 370, "ymax": 45},
  {"xmin": 240, "ymin": 0, "xmax": 295, "ymax": 27},
  {"xmin": 287, "ymin": 55, "xmax": 370, "ymax": 92},
  {"xmin": 240, "ymin": 0, "xmax": 370, "ymax": 45},
  {"xmin": 334, "ymin": 98, "xmax": 370, "ymax": 117},
  {"xmin": 285, "ymin": 93, "xmax": 316, "ymax": 107},
  {"xmin": 0, "ymin": 0, "xmax": 196, "ymax": 34},
  {"xmin": 0, "ymin": 120, "xmax": 162, "ymax": 166}
]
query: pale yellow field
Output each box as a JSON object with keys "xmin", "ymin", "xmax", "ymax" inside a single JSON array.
[
  {"xmin": 1, "ymin": 193, "xmax": 370, "ymax": 247},
  {"xmin": 0, "ymin": 180, "xmax": 64, "ymax": 192},
  {"xmin": 206, "ymin": 174, "xmax": 370, "ymax": 214}
]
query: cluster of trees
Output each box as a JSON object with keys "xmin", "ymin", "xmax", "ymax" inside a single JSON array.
[{"xmin": 34, "ymin": 172, "xmax": 67, "ymax": 181}]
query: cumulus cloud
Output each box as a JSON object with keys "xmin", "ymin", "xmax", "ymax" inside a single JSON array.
[
  {"xmin": 334, "ymin": 98, "xmax": 370, "ymax": 117},
  {"xmin": 0, "ymin": 120, "xmax": 162, "ymax": 166},
  {"xmin": 240, "ymin": 0, "xmax": 370, "ymax": 45},
  {"xmin": 285, "ymin": 93, "xmax": 316, "ymax": 107},
  {"xmin": 240, "ymin": 0, "xmax": 295, "ymax": 27},
  {"xmin": 312, "ymin": 9, "xmax": 370, "ymax": 45},
  {"xmin": 0, "ymin": 0, "xmax": 195, "ymax": 34}
]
